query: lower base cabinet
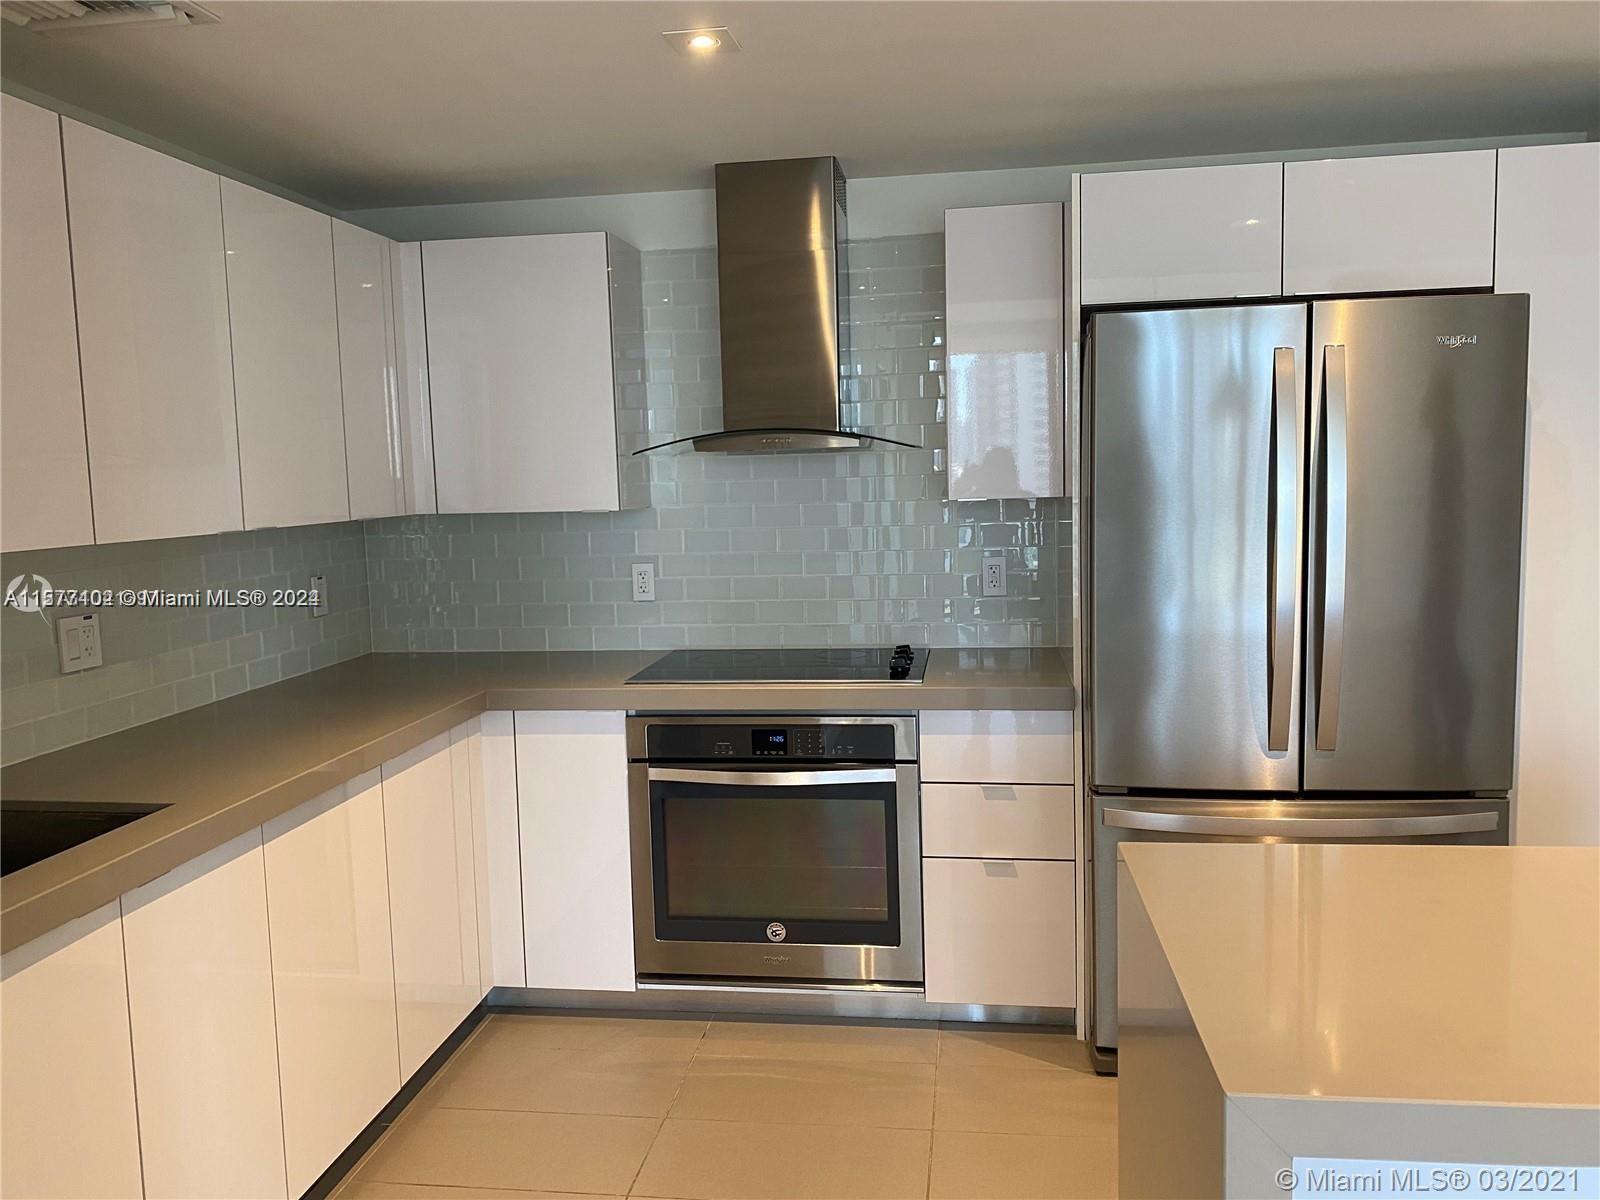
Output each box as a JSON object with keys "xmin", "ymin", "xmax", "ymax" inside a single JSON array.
[
  {"xmin": 470, "ymin": 711, "xmax": 527, "ymax": 988},
  {"xmin": 0, "ymin": 902, "xmax": 144, "ymax": 1200},
  {"xmin": 265, "ymin": 771, "xmax": 401, "ymax": 1198},
  {"xmin": 121, "ymin": 830, "xmax": 287, "ymax": 1199},
  {"xmin": 923, "ymin": 857, "xmax": 1077, "ymax": 1008}
]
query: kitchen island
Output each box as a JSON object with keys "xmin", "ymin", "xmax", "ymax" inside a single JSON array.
[{"xmin": 1117, "ymin": 843, "xmax": 1600, "ymax": 1199}]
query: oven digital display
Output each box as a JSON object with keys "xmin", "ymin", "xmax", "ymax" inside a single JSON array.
[{"xmin": 752, "ymin": 728, "xmax": 787, "ymax": 756}]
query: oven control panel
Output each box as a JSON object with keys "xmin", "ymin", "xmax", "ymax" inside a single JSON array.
[{"xmin": 645, "ymin": 721, "xmax": 902, "ymax": 763}]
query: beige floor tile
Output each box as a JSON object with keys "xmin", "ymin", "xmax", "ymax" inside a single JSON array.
[
  {"xmin": 938, "ymin": 1027, "xmax": 1095, "ymax": 1072},
  {"xmin": 631, "ymin": 1118, "xmax": 932, "ymax": 1200},
  {"xmin": 426, "ymin": 1041, "xmax": 686, "ymax": 1117},
  {"xmin": 671, "ymin": 1056, "xmax": 936, "ymax": 1129},
  {"xmin": 929, "ymin": 1130, "xmax": 1118, "ymax": 1200},
  {"xmin": 701, "ymin": 1017, "xmax": 939, "ymax": 1064},
  {"xmin": 339, "ymin": 1182, "xmax": 619, "ymax": 1199},
  {"xmin": 935, "ymin": 1066, "xmax": 1117, "ymax": 1137},
  {"xmin": 469, "ymin": 1013, "xmax": 708, "ymax": 1062},
  {"xmin": 354, "ymin": 1106, "xmax": 658, "ymax": 1195}
]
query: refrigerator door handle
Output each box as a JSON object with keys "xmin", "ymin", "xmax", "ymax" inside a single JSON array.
[
  {"xmin": 1102, "ymin": 807, "xmax": 1501, "ymax": 838},
  {"xmin": 1316, "ymin": 344, "xmax": 1350, "ymax": 752},
  {"xmin": 1268, "ymin": 346, "xmax": 1300, "ymax": 752}
]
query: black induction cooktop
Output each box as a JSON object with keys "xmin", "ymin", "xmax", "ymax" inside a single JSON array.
[{"xmin": 625, "ymin": 646, "xmax": 928, "ymax": 685}]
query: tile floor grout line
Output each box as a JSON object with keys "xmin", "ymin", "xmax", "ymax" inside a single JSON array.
[{"xmin": 623, "ymin": 1019, "xmax": 707, "ymax": 1198}]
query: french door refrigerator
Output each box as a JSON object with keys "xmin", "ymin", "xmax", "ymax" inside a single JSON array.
[{"xmin": 1085, "ymin": 292, "xmax": 1529, "ymax": 1056}]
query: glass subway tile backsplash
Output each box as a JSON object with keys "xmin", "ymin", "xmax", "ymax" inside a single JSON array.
[{"xmin": 365, "ymin": 234, "xmax": 1068, "ymax": 652}]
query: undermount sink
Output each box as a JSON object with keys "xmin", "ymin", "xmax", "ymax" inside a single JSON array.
[{"xmin": 0, "ymin": 803, "xmax": 170, "ymax": 878}]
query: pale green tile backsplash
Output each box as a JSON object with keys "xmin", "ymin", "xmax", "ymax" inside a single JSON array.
[{"xmin": 366, "ymin": 235, "xmax": 1069, "ymax": 653}]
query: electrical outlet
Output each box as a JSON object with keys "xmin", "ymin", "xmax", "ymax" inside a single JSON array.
[
  {"xmin": 631, "ymin": 562, "xmax": 656, "ymax": 602},
  {"xmin": 981, "ymin": 555, "xmax": 1008, "ymax": 597},
  {"xmin": 309, "ymin": 574, "xmax": 329, "ymax": 618},
  {"xmin": 56, "ymin": 613, "xmax": 102, "ymax": 674}
]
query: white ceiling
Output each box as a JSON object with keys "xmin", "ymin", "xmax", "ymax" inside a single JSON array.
[{"xmin": 3, "ymin": 0, "xmax": 1596, "ymax": 211}]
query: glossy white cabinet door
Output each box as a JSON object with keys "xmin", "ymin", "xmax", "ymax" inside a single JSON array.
[
  {"xmin": 424, "ymin": 232, "xmax": 624, "ymax": 513},
  {"xmin": 0, "ymin": 902, "xmax": 144, "ymax": 1199},
  {"xmin": 388, "ymin": 242, "xmax": 437, "ymax": 515},
  {"xmin": 63, "ymin": 118, "xmax": 243, "ymax": 542},
  {"xmin": 923, "ymin": 858, "xmax": 1077, "ymax": 1008},
  {"xmin": 515, "ymin": 710, "xmax": 634, "ymax": 991},
  {"xmin": 121, "ymin": 830, "xmax": 287, "ymax": 1200},
  {"xmin": 335, "ymin": 219, "xmax": 404, "ymax": 519},
  {"xmin": 1283, "ymin": 150, "xmax": 1496, "ymax": 295},
  {"xmin": 921, "ymin": 783, "xmax": 1076, "ymax": 860},
  {"xmin": 920, "ymin": 709, "xmax": 1074, "ymax": 784},
  {"xmin": 1080, "ymin": 163, "xmax": 1283, "ymax": 304},
  {"xmin": 1496, "ymin": 143, "xmax": 1600, "ymax": 847},
  {"xmin": 945, "ymin": 203, "xmax": 1065, "ymax": 501},
  {"xmin": 1, "ymin": 96, "xmax": 94, "ymax": 552},
  {"xmin": 221, "ymin": 179, "xmax": 349, "ymax": 529},
  {"xmin": 466, "ymin": 711, "xmax": 526, "ymax": 988},
  {"xmin": 383, "ymin": 731, "xmax": 481, "ymax": 1076},
  {"xmin": 264, "ymin": 772, "xmax": 401, "ymax": 1198}
]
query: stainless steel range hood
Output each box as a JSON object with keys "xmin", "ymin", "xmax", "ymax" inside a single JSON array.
[{"xmin": 638, "ymin": 157, "xmax": 915, "ymax": 454}]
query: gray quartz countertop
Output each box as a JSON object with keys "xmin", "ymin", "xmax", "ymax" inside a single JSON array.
[{"xmin": 0, "ymin": 648, "xmax": 1072, "ymax": 954}]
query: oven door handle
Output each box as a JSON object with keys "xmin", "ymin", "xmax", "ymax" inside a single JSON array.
[{"xmin": 646, "ymin": 767, "xmax": 898, "ymax": 787}]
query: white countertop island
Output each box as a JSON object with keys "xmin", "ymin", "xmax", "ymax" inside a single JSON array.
[{"xmin": 1117, "ymin": 844, "xmax": 1600, "ymax": 1199}]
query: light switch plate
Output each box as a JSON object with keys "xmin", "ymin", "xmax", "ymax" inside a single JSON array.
[
  {"xmin": 981, "ymin": 555, "xmax": 1007, "ymax": 596},
  {"xmin": 309, "ymin": 574, "xmax": 329, "ymax": 618},
  {"xmin": 56, "ymin": 612, "xmax": 102, "ymax": 674},
  {"xmin": 631, "ymin": 562, "xmax": 656, "ymax": 602}
]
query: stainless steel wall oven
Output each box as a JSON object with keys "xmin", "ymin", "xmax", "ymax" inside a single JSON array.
[{"xmin": 627, "ymin": 715, "xmax": 921, "ymax": 986}]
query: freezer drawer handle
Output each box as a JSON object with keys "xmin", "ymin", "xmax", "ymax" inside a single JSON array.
[
  {"xmin": 1268, "ymin": 346, "xmax": 1302, "ymax": 752},
  {"xmin": 1315, "ymin": 344, "xmax": 1350, "ymax": 753},
  {"xmin": 646, "ymin": 767, "xmax": 896, "ymax": 787},
  {"xmin": 1102, "ymin": 808, "xmax": 1500, "ymax": 838}
]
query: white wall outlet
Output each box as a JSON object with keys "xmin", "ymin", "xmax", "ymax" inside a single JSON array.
[
  {"xmin": 56, "ymin": 612, "xmax": 102, "ymax": 674},
  {"xmin": 631, "ymin": 562, "xmax": 656, "ymax": 602},
  {"xmin": 981, "ymin": 554, "xmax": 1008, "ymax": 597},
  {"xmin": 309, "ymin": 574, "xmax": 329, "ymax": 618}
]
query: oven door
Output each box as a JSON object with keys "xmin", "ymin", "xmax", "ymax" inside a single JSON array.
[{"xmin": 629, "ymin": 763, "xmax": 923, "ymax": 985}]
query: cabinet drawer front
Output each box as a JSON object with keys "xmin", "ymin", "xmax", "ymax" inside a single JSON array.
[
  {"xmin": 920, "ymin": 710, "xmax": 1073, "ymax": 784},
  {"xmin": 923, "ymin": 858, "xmax": 1076, "ymax": 1009},
  {"xmin": 922, "ymin": 783, "xmax": 1075, "ymax": 860}
]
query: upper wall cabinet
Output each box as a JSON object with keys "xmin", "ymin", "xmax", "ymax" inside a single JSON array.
[
  {"xmin": 334, "ymin": 219, "xmax": 405, "ymax": 519},
  {"xmin": 945, "ymin": 203, "xmax": 1065, "ymax": 501},
  {"xmin": 423, "ymin": 232, "xmax": 647, "ymax": 514},
  {"xmin": 388, "ymin": 242, "xmax": 439, "ymax": 516},
  {"xmin": 1080, "ymin": 162, "xmax": 1283, "ymax": 304},
  {"xmin": 63, "ymin": 119, "xmax": 244, "ymax": 542},
  {"xmin": 1282, "ymin": 150, "xmax": 1496, "ymax": 295},
  {"xmin": 1, "ymin": 96, "xmax": 94, "ymax": 553},
  {"xmin": 221, "ymin": 179, "xmax": 350, "ymax": 529}
]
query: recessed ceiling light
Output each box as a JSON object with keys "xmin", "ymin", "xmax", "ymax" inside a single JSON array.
[{"xmin": 662, "ymin": 26, "xmax": 740, "ymax": 55}]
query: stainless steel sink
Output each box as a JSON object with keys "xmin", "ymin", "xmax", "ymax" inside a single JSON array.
[{"xmin": 0, "ymin": 802, "xmax": 170, "ymax": 877}]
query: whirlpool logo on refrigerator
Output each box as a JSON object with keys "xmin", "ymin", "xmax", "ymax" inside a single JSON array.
[{"xmin": 1437, "ymin": 333, "xmax": 1479, "ymax": 348}]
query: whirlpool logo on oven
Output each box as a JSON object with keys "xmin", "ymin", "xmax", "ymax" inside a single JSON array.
[{"xmin": 1437, "ymin": 333, "xmax": 1479, "ymax": 348}]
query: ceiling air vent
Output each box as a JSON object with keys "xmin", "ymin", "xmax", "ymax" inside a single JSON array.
[{"xmin": 1, "ymin": 1, "xmax": 220, "ymax": 31}]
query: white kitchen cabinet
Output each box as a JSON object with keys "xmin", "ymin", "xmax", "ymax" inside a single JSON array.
[
  {"xmin": 1496, "ymin": 142, "xmax": 1600, "ymax": 847},
  {"xmin": 264, "ymin": 772, "xmax": 401, "ymax": 1198},
  {"xmin": 423, "ymin": 232, "xmax": 647, "ymax": 514},
  {"xmin": 922, "ymin": 783, "xmax": 1076, "ymax": 860},
  {"xmin": 383, "ymin": 731, "xmax": 481, "ymax": 1076},
  {"xmin": 924, "ymin": 858, "xmax": 1077, "ymax": 1008},
  {"xmin": 221, "ymin": 179, "xmax": 349, "ymax": 529},
  {"xmin": 0, "ymin": 902, "xmax": 144, "ymax": 1199},
  {"xmin": 945, "ymin": 203, "xmax": 1065, "ymax": 500},
  {"xmin": 920, "ymin": 709, "xmax": 1074, "ymax": 785},
  {"xmin": 463, "ymin": 711, "xmax": 527, "ymax": 989},
  {"xmin": 63, "ymin": 118, "xmax": 244, "ymax": 542},
  {"xmin": 515, "ymin": 710, "xmax": 635, "ymax": 991},
  {"xmin": 335, "ymin": 219, "xmax": 405, "ymax": 519},
  {"xmin": 1283, "ymin": 150, "xmax": 1496, "ymax": 295},
  {"xmin": 1, "ymin": 96, "xmax": 94, "ymax": 553},
  {"xmin": 389, "ymin": 241, "xmax": 438, "ymax": 515},
  {"xmin": 1079, "ymin": 162, "xmax": 1283, "ymax": 304},
  {"xmin": 121, "ymin": 830, "xmax": 287, "ymax": 1200}
]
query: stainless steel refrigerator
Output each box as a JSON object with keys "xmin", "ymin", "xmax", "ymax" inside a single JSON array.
[{"xmin": 1084, "ymin": 292, "xmax": 1530, "ymax": 1056}]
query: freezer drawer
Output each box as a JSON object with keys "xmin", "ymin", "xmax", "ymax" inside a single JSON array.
[{"xmin": 1089, "ymin": 793, "xmax": 1509, "ymax": 1055}]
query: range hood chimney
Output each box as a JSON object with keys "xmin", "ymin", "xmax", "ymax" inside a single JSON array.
[{"xmin": 638, "ymin": 156, "xmax": 916, "ymax": 454}]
